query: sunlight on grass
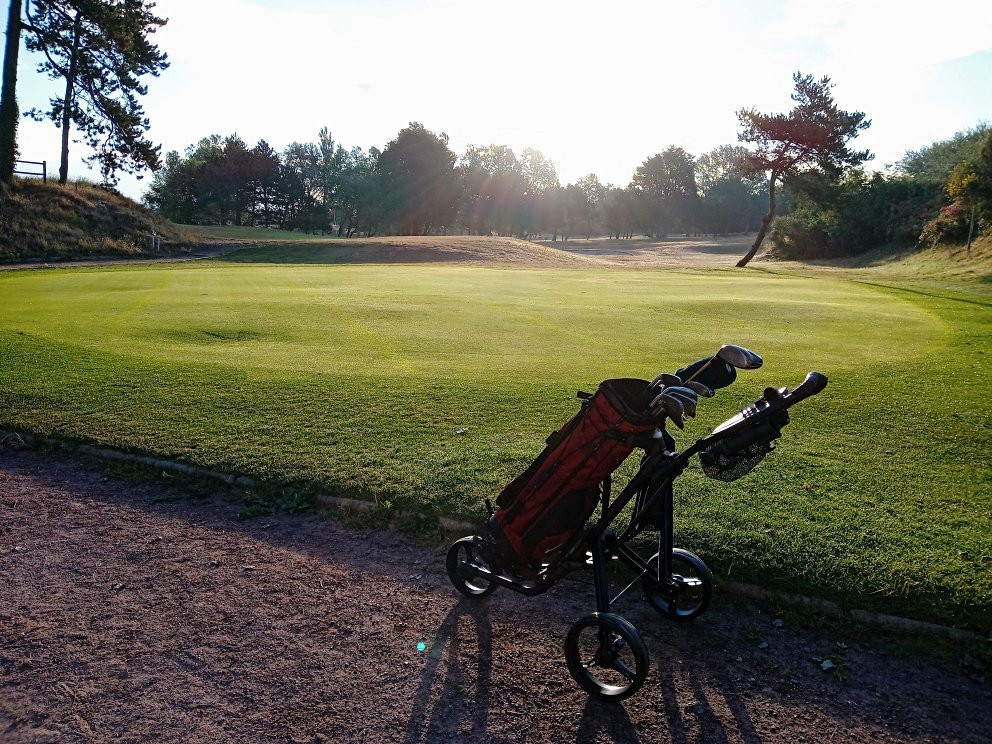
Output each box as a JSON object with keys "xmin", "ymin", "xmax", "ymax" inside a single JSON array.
[{"xmin": 0, "ymin": 261, "xmax": 988, "ymax": 631}]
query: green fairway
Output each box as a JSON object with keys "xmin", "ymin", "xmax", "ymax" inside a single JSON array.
[{"xmin": 0, "ymin": 260, "xmax": 989, "ymax": 631}]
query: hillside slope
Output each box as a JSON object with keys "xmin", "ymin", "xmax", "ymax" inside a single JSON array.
[{"xmin": 0, "ymin": 178, "xmax": 191, "ymax": 262}]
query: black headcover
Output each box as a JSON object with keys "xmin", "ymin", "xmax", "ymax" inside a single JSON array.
[{"xmin": 675, "ymin": 357, "xmax": 737, "ymax": 391}]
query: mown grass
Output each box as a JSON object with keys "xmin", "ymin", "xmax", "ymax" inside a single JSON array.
[{"xmin": 0, "ymin": 258, "xmax": 988, "ymax": 632}]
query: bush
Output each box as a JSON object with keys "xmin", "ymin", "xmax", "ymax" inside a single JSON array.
[
  {"xmin": 769, "ymin": 209, "xmax": 837, "ymax": 259},
  {"xmin": 769, "ymin": 172, "xmax": 943, "ymax": 259},
  {"xmin": 919, "ymin": 202, "xmax": 971, "ymax": 246}
]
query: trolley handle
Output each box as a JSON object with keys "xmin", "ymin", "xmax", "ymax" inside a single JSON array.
[{"xmin": 782, "ymin": 371, "xmax": 828, "ymax": 408}]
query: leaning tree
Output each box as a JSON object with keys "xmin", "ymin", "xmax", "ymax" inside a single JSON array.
[
  {"xmin": 735, "ymin": 72, "xmax": 871, "ymax": 267},
  {"xmin": 25, "ymin": 0, "xmax": 168, "ymax": 185}
]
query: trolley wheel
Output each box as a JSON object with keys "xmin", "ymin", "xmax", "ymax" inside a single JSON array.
[
  {"xmin": 564, "ymin": 612, "xmax": 649, "ymax": 701},
  {"xmin": 446, "ymin": 537, "xmax": 498, "ymax": 598},
  {"xmin": 642, "ymin": 548, "xmax": 713, "ymax": 622}
]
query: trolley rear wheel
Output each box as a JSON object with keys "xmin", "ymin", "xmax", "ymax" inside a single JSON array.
[
  {"xmin": 446, "ymin": 537, "xmax": 498, "ymax": 598},
  {"xmin": 641, "ymin": 548, "xmax": 712, "ymax": 622},
  {"xmin": 564, "ymin": 612, "xmax": 649, "ymax": 701}
]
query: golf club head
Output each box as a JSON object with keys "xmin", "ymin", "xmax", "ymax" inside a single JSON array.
[
  {"xmin": 717, "ymin": 344, "xmax": 763, "ymax": 370},
  {"xmin": 661, "ymin": 387, "xmax": 697, "ymax": 418},
  {"xmin": 649, "ymin": 372, "xmax": 683, "ymax": 389},
  {"xmin": 685, "ymin": 381, "xmax": 714, "ymax": 398},
  {"xmin": 649, "ymin": 393, "xmax": 685, "ymax": 429}
]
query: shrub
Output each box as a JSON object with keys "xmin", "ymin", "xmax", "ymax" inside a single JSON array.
[{"xmin": 919, "ymin": 202, "xmax": 970, "ymax": 247}]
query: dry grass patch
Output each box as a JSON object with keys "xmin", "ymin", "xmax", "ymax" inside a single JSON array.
[{"xmin": 0, "ymin": 178, "xmax": 192, "ymax": 262}]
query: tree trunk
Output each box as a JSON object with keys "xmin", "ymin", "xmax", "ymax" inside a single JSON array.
[
  {"xmin": 0, "ymin": 0, "xmax": 22, "ymax": 184},
  {"xmin": 737, "ymin": 173, "xmax": 777, "ymax": 267},
  {"xmin": 58, "ymin": 14, "xmax": 83, "ymax": 185}
]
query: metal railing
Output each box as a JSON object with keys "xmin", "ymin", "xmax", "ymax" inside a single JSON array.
[{"xmin": 14, "ymin": 159, "xmax": 47, "ymax": 182}]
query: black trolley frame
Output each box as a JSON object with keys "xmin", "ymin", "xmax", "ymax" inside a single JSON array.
[{"xmin": 447, "ymin": 371, "xmax": 828, "ymax": 700}]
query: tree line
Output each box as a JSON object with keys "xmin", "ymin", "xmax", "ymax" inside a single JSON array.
[
  {"xmin": 3, "ymin": 3, "xmax": 987, "ymax": 265},
  {"xmin": 145, "ymin": 124, "xmax": 771, "ymax": 242},
  {"xmin": 766, "ymin": 124, "xmax": 992, "ymax": 260}
]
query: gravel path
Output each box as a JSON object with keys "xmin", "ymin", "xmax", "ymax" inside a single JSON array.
[{"xmin": 1, "ymin": 445, "xmax": 989, "ymax": 743}]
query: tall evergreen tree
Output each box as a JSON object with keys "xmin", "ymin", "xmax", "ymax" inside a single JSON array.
[{"xmin": 25, "ymin": 0, "xmax": 168, "ymax": 185}]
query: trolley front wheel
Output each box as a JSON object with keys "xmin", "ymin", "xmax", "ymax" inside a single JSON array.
[
  {"xmin": 564, "ymin": 612, "xmax": 649, "ymax": 701},
  {"xmin": 446, "ymin": 537, "xmax": 498, "ymax": 598},
  {"xmin": 642, "ymin": 548, "xmax": 713, "ymax": 622}
]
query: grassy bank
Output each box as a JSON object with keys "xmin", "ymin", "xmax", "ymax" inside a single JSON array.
[
  {"xmin": 0, "ymin": 178, "xmax": 191, "ymax": 262},
  {"xmin": 0, "ymin": 258, "xmax": 988, "ymax": 631}
]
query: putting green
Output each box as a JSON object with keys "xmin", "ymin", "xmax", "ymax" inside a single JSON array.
[{"xmin": 0, "ymin": 263, "xmax": 944, "ymax": 380}]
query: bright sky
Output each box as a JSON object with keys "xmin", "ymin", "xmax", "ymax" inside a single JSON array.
[{"xmin": 10, "ymin": 0, "xmax": 992, "ymax": 200}]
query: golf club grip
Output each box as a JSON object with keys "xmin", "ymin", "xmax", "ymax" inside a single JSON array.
[{"xmin": 785, "ymin": 371, "xmax": 828, "ymax": 406}]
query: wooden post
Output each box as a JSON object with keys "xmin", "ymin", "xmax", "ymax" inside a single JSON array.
[{"xmin": 965, "ymin": 204, "xmax": 976, "ymax": 258}]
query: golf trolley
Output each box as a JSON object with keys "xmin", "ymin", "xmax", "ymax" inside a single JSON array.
[{"xmin": 446, "ymin": 345, "xmax": 828, "ymax": 701}]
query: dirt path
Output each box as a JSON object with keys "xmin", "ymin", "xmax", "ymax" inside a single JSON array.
[{"xmin": 2, "ymin": 446, "xmax": 989, "ymax": 743}]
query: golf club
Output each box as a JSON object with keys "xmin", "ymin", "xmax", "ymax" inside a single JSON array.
[
  {"xmin": 649, "ymin": 372, "xmax": 683, "ymax": 389},
  {"xmin": 660, "ymin": 386, "xmax": 698, "ymax": 418},
  {"xmin": 683, "ymin": 344, "xmax": 763, "ymax": 384},
  {"xmin": 649, "ymin": 393, "xmax": 686, "ymax": 429},
  {"xmin": 685, "ymin": 381, "xmax": 714, "ymax": 398},
  {"xmin": 717, "ymin": 344, "xmax": 763, "ymax": 370}
]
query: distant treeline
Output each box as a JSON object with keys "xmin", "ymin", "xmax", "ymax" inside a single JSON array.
[
  {"xmin": 144, "ymin": 123, "xmax": 767, "ymax": 241},
  {"xmin": 145, "ymin": 121, "xmax": 992, "ymax": 256}
]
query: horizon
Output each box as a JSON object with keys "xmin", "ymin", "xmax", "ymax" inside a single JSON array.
[{"xmin": 9, "ymin": 0, "xmax": 992, "ymax": 200}]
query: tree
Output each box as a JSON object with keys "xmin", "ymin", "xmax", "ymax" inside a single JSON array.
[
  {"xmin": 572, "ymin": 173, "xmax": 606, "ymax": 238},
  {"xmin": 378, "ymin": 122, "xmax": 458, "ymax": 235},
  {"xmin": 630, "ymin": 146, "xmax": 699, "ymax": 237},
  {"xmin": 335, "ymin": 146, "xmax": 382, "ymax": 237},
  {"xmin": 735, "ymin": 72, "xmax": 871, "ymax": 267},
  {"xmin": 695, "ymin": 145, "xmax": 767, "ymax": 235},
  {"xmin": 0, "ymin": 0, "xmax": 24, "ymax": 183},
  {"xmin": 601, "ymin": 186, "xmax": 638, "ymax": 239},
  {"xmin": 945, "ymin": 129, "xmax": 992, "ymax": 254},
  {"xmin": 282, "ymin": 140, "xmax": 326, "ymax": 232},
  {"xmin": 25, "ymin": 0, "xmax": 168, "ymax": 185},
  {"xmin": 458, "ymin": 144, "xmax": 521, "ymax": 235},
  {"xmin": 897, "ymin": 124, "xmax": 989, "ymax": 184},
  {"xmin": 517, "ymin": 147, "xmax": 559, "ymax": 237}
]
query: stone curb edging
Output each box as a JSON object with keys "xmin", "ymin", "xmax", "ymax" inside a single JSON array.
[
  {"xmin": 0, "ymin": 427, "xmax": 984, "ymax": 643},
  {"xmin": 721, "ymin": 580, "xmax": 985, "ymax": 643},
  {"xmin": 0, "ymin": 429, "xmax": 477, "ymax": 534}
]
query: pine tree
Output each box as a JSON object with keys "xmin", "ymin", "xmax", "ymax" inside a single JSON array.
[
  {"xmin": 736, "ymin": 72, "xmax": 871, "ymax": 267},
  {"xmin": 25, "ymin": 0, "xmax": 168, "ymax": 185}
]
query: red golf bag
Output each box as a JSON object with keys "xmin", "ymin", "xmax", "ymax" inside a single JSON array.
[{"xmin": 488, "ymin": 378, "xmax": 658, "ymax": 569}]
